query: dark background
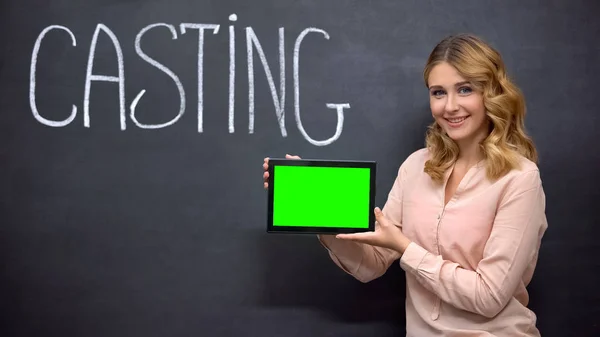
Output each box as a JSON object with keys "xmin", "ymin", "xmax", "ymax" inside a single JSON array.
[{"xmin": 1, "ymin": 0, "xmax": 598, "ymax": 336}]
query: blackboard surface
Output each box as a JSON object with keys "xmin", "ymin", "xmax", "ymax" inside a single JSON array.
[{"xmin": 1, "ymin": 1, "xmax": 598, "ymax": 336}]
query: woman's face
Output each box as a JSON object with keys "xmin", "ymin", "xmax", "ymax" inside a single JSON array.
[{"xmin": 427, "ymin": 62, "xmax": 489, "ymax": 146}]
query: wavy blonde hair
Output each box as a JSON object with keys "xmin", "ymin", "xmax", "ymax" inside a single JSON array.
[{"xmin": 422, "ymin": 33, "xmax": 538, "ymax": 183}]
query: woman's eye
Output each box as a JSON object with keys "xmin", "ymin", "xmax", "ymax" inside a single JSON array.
[
  {"xmin": 431, "ymin": 90, "xmax": 445, "ymax": 97},
  {"xmin": 458, "ymin": 87, "xmax": 472, "ymax": 94}
]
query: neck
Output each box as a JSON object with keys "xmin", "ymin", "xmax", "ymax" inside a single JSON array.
[
  {"xmin": 455, "ymin": 121, "xmax": 490, "ymax": 166},
  {"xmin": 456, "ymin": 139, "xmax": 483, "ymax": 166}
]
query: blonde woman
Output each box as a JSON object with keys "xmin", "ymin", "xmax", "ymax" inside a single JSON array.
[{"xmin": 263, "ymin": 33, "xmax": 547, "ymax": 336}]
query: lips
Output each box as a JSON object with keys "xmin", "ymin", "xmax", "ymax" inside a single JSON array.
[
  {"xmin": 445, "ymin": 116, "xmax": 469, "ymax": 128},
  {"xmin": 446, "ymin": 116, "xmax": 468, "ymax": 123}
]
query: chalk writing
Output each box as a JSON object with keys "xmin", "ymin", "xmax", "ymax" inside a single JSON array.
[
  {"xmin": 131, "ymin": 23, "xmax": 186, "ymax": 129},
  {"xmin": 294, "ymin": 28, "xmax": 348, "ymax": 146},
  {"xmin": 28, "ymin": 15, "xmax": 350, "ymax": 146},
  {"xmin": 246, "ymin": 26, "xmax": 286, "ymax": 137},
  {"xmin": 229, "ymin": 14, "xmax": 237, "ymax": 133},
  {"xmin": 30, "ymin": 25, "xmax": 77, "ymax": 127},
  {"xmin": 180, "ymin": 23, "xmax": 220, "ymax": 133},
  {"xmin": 84, "ymin": 24, "xmax": 126, "ymax": 130}
]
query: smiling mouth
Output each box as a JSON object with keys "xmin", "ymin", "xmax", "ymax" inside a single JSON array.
[
  {"xmin": 445, "ymin": 116, "xmax": 469, "ymax": 127},
  {"xmin": 446, "ymin": 116, "xmax": 469, "ymax": 123}
]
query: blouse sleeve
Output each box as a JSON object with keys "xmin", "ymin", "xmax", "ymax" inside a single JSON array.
[
  {"xmin": 399, "ymin": 169, "xmax": 548, "ymax": 318},
  {"xmin": 318, "ymin": 161, "xmax": 407, "ymax": 283}
]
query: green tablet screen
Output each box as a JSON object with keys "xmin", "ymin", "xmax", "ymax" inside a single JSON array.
[{"xmin": 272, "ymin": 165, "xmax": 372, "ymax": 228}]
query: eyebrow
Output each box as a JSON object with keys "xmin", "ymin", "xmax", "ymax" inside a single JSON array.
[{"xmin": 428, "ymin": 81, "xmax": 471, "ymax": 90}]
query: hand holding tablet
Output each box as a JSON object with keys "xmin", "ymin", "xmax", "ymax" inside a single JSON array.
[{"xmin": 263, "ymin": 155, "xmax": 377, "ymax": 234}]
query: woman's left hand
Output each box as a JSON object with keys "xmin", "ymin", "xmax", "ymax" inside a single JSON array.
[{"xmin": 336, "ymin": 207, "xmax": 411, "ymax": 254}]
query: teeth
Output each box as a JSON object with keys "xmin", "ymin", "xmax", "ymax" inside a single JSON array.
[{"xmin": 448, "ymin": 117, "xmax": 467, "ymax": 123}]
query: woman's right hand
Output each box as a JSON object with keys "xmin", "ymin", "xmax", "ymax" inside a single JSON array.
[{"xmin": 263, "ymin": 154, "xmax": 301, "ymax": 189}]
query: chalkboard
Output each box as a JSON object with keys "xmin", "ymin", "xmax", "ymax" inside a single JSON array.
[{"xmin": 1, "ymin": 1, "xmax": 598, "ymax": 336}]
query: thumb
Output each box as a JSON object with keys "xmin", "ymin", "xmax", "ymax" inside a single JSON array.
[{"xmin": 374, "ymin": 207, "xmax": 387, "ymax": 225}]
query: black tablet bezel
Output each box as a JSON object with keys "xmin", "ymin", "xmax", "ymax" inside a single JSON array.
[{"xmin": 266, "ymin": 158, "xmax": 377, "ymax": 234}]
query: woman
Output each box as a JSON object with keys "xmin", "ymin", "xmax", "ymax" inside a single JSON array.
[{"xmin": 262, "ymin": 33, "xmax": 547, "ymax": 336}]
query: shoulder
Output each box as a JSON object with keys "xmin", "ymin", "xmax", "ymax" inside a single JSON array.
[
  {"xmin": 400, "ymin": 147, "xmax": 430, "ymax": 170},
  {"xmin": 396, "ymin": 147, "xmax": 430, "ymax": 179},
  {"xmin": 496, "ymin": 153, "xmax": 544, "ymax": 199},
  {"xmin": 505, "ymin": 154, "xmax": 541, "ymax": 183}
]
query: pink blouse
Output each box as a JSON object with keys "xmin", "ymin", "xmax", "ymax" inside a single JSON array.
[{"xmin": 318, "ymin": 148, "xmax": 548, "ymax": 336}]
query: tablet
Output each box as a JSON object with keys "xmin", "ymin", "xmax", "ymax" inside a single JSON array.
[{"xmin": 266, "ymin": 158, "xmax": 377, "ymax": 234}]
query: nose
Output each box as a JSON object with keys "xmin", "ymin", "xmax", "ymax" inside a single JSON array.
[{"xmin": 445, "ymin": 94, "xmax": 459, "ymax": 113}]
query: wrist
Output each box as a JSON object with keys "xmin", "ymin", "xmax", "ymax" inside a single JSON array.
[{"xmin": 395, "ymin": 235, "xmax": 411, "ymax": 255}]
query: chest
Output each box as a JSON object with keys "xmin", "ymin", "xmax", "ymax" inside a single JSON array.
[
  {"xmin": 400, "ymin": 172, "xmax": 499, "ymax": 269},
  {"xmin": 444, "ymin": 171, "xmax": 463, "ymax": 206}
]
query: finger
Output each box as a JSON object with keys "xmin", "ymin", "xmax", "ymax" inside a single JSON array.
[
  {"xmin": 336, "ymin": 232, "xmax": 373, "ymax": 240},
  {"xmin": 374, "ymin": 207, "xmax": 387, "ymax": 226},
  {"xmin": 264, "ymin": 182, "xmax": 268, "ymax": 189},
  {"xmin": 335, "ymin": 233, "xmax": 356, "ymax": 240},
  {"xmin": 263, "ymin": 171, "xmax": 269, "ymax": 180},
  {"xmin": 263, "ymin": 162, "xmax": 268, "ymax": 170},
  {"xmin": 285, "ymin": 154, "xmax": 301, "ymax": 160}
]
